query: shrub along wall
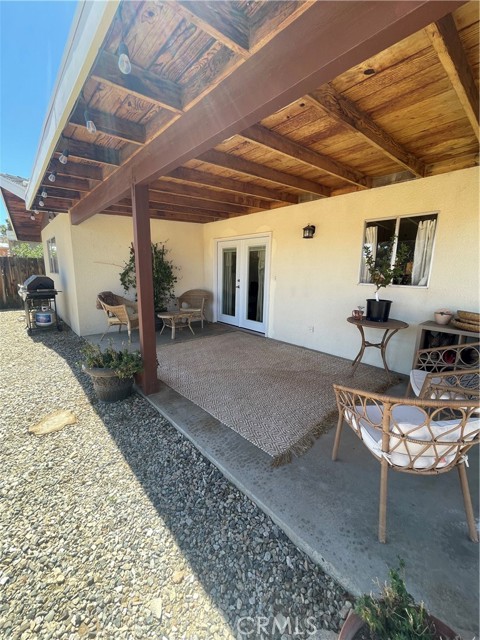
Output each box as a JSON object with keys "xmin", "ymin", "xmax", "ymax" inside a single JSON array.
[{"xmin": 0, "ymin": 257, "xmax": 45, "ymax": 308}]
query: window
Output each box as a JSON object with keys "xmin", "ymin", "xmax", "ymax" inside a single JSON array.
[
  {"xmin": 47, "ymin": 237, "xmax": 59, "ymax": 273},
  {"xmin": 360, "ymin": 213, "xmax": 437, "ymax": 287}
]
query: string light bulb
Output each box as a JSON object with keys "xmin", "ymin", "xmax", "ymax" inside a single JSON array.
[
  {"xmin": 48, "ymin": 171, "xmax": 56, "ymax": 183},
  {"xmin": 84, "ymin": 109, "xmax": 97, "ymax": 134},
  {"xmin": 118, "ymin": 42, "xmax": 132, "ymax": 75},
  {"xmin": 33, "ymin": 209, "xmax": 39, "ymax": 215},
  {"xmin": 39, "ymin": 198, "xmax": 45, "ymax": 207},
  {"xmin": 30, "ymin": 214, "xmax": 35, "ymax": 221},
  {"xmin": 59, "ymin": 149, "xmax": 69, "ymax": 165},
  {"xmin": 41, "ymin": 188, "xmax": 47, "ymax": 198}
]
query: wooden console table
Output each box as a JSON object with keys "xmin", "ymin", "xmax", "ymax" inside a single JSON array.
[{"xmin": 347, "ymin": 316, "xmax": 409, "ymax": 379}]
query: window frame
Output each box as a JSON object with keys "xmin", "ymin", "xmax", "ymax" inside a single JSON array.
[
  {"xmin": 359, "ymin": 211, "xmax": 438, "ymax": 289},
  {"xmin": 46, "ymin": 237, "xmax": 59, "ymax": 274}
]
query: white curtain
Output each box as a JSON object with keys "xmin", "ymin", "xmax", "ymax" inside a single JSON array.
[
  {"xmin": 411, "ymin": 219, "xmax": 436, "ymax": 285},
  {"xmin": 361, "ymin": 225, "xmax": 378, "ymax": 282},
  {"xmin": 222, "ymin": 249, "xmax": 235, "ymax": 315},
  {"xmin": 256, "ymin": 248, "xmax": 265, "ymax": 322}
]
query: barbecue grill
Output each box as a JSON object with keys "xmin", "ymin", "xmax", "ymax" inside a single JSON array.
[{"xmin": 18, "ymin": 275, "xmax": 62, "ymax": 334}]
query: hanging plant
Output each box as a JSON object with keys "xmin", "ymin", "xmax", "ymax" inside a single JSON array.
[{"xmin": 119, "ymin": 242, "xmax": 178, "ymax": 312}]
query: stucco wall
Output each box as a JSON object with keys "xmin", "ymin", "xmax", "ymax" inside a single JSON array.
[
  {"xmin": 42, "ymin": 167, "xmax": 478, "ymax": 375},
  {"xmin": 42, "ymin": 213, "xmax": 80, "ymax": 333},
  {"xmin": 44, "ymin": 214, "xmax": 205, "ymax": 336},
  {"xmin": 202, "ymin": 167, "xmax": 479, "ymax": 375}
]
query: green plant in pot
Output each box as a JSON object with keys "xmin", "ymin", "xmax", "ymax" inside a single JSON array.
[
  {"xmin": 339, "ymin": 560, "xmax": 458, "ymax": 640},
  {"xmin": 119, "ymin": 242, "xmax": 178, "ymax": 315},
  {"xmin": 81, "ymin": 342, "xmax": 143, "ymax": 402},
  {"xmin": 363, "ymin": 237, "xmax": 410, "ymax": 322}
]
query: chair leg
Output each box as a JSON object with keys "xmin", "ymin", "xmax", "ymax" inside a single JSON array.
[
  {"xmin": 331, "ymin": 414, "xmax": 344, "ymax": 461},
  {"xmin": 378, "ymin": 459, "xmax": 388, "ymax": 543},
  {"xmin": 457, "ymin": 463, "xmax": 479, "ymax": 542}
]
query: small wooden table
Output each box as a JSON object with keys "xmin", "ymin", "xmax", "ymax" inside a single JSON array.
[
  {"xmin": 347, "ymin": 316, "xmax": 409, "ymax": 379},
  {"xmin": 157, "ymin": 310, "xmax": 196, "ymax": 340}
]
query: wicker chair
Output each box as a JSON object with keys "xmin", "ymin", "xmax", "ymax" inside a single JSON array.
[
  {"xmin": 177, "ymin": 289, "xmax": 211, "ymax": 328},
  {"xmin": 409, "ymin": 341, "xmax": 480, "ymax": 400},
  {"xmin": 97, "ymin": 291, "xmax": 139, "ymax": 343},
  {"xmin": 332, "ymin": 383, "xmax": 480, "ymax": 543}
]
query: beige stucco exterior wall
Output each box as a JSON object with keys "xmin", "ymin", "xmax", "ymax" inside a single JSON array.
[
  {"xmin": 202, "ymin": 167, "xmax": 479, "ymax": 375},
  {"xmin": 42, "ymin": 213, "xmax": 80, "ymax": 333},
  {"xmin": 43, "ymin": 214, "xmax": 205, "ymax": 336}
]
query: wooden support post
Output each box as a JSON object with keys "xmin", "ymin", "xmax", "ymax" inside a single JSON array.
[{"xmin": 131, "ymin": 182, "xmax": 159, "ymax": 395}]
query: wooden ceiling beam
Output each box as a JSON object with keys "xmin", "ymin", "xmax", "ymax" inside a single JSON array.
[
  {"xmin": 199, "ymin": 149, "xmax": 330, "ymax": 197},
  {"xmin": 71, "ymin": 1, "xmax": 463, "ymax": 224},
  {"xmin": 69, "ymin": 102, "xmax": 146, "ymax": 144},
  {"xmin": 174, "ymin": 1, "xmax": 250, "ymax": 57},
  {"xmin": 31, "ymin": 196, "xmax": 72, "ymax": 210},
  {"xmin": 168, "ymin": 167, "xmax": 298, "ymax": 203},
  {"xmin": 149, "ymin": 201, "xmax": 232, "ymax": 218},
  {"xmin": 36, "ymin": 187, "xmax": 80, "ymax": 201},
  {"xmin": 41, "ymin": 174, "xmax": 90, "ymax": 192},
  {"xmin": 147, "ymin": 189, "xmax": 265, "ymax": 213},
  {"xmin": 57, "ymin": 137, "xmax": 120, "ymax": 167},
  {"xmin": 91, "ymin": 50, "xmax": 183, "ymax": 114},
  {"xmin": 150, "ymin": 178, "xmax": 274, "ymax": 209},
  {"xmin": 306, "ymin": 85, "xmax": 425, "ymax": 178},
  {"xmin": 425, "ymin": 14, "xmax": 479, "ymax": 141},
  {"xmin": 55, "ymin": 161, "xmax": 103, "ymax": 182},
  {"xmin": 240, "ymin": 124, "xmax": 370, "ymax": 188}
]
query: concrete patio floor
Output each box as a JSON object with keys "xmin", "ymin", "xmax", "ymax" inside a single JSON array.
[{"xmin": 89, "ymin": 323, "xmax": 479, "ymax": 638}]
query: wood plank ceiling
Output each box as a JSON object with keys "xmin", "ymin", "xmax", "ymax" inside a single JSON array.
[{"xmin": 17, "ymin": 1, "xmax": 480, "ymax": 236}]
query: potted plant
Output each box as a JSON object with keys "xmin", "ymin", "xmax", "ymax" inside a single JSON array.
[
  {"xmin": 339, "ymin": 561, "xmax": 459, "ymax": 640},
  {"xmin": 363, "ymin": 237, "xmax": 410, "ymax": 322},
  {"xmin": 119, "ymin": 242, "xmax": 178, "ymax": 319},
  {"xmin": 81, "ymin": 342, "xmax": 143, "ymax": 402}
]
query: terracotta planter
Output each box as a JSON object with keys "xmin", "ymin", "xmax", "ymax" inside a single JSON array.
[
  {"xmin": 83, "ymin": 367, "xmax": 134, "ymax": 402},
  {"xmin": 338, "ymin": 610, "xmax": 459, "ymax": 640}
]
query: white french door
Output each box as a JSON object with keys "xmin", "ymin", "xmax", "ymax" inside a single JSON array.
[{"xmin": 217, "ymin": 235, "xmax": 270, "ymax": 333}]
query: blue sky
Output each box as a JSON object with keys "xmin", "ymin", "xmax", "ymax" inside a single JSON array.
[{"xmin": 0, "ymin": 0, "xmax": 78, "ymax": 225}]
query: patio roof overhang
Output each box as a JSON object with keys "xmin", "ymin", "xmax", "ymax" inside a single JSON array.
[{"xmin": 14, "ymin": 0, "xmax": 477, "ymax": 230}]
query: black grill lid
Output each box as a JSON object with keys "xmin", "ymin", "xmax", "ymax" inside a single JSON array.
[{"xmin": 23, "ymin": 275, "xmax": 55, "ymax": 291}]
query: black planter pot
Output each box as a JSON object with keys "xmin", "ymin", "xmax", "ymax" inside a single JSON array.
[
  {"xmin": 366, "ymin": 299, "xmax": 392, "ymax": 322},
  {"xmin": 84, "ymin": 367, "xmax": 134, "ymax": 402}
]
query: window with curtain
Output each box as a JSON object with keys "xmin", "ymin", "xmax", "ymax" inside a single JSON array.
[{"xmin": 360, "ymin": 213, "xmax": 438, "ymax": 287}]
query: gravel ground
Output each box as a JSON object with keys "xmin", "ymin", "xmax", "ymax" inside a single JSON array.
[{"xmin": 0, "ymin": 309, "xmax": 352, "ymax": 640}]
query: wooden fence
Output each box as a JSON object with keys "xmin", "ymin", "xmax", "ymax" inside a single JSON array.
[{"xmin": 0, "ymin": 257, "xmax": 46, "ymax": 309}]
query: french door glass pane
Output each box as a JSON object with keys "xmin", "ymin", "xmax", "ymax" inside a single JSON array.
[
  {"xmin": 247, "ymin": 246, "xmax": 265, "ymax": 322},
  {"xmin": 222, "ymin": 248, "xmax": 236, "ymax": 316}
]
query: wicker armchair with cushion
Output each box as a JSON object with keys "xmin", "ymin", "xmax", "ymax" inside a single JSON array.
[
  {"xmin": 177, "ymin": 289, "xmax": 211, "ymax": 328},
  {"xmin": 409, "ymin": 341, "xmax": 480, "ymax": 400},
  {"xmin": 96, "ymin": 291, "xmax": 139, "ymax": 343},
  {"xmin": 332, "ymin": 384, "xmax": 480, "ymax": 543}
]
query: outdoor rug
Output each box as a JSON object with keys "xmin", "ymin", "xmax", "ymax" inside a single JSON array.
[{"xmin": 156, "ymin": 331, "xmax": 394, "ymax": 465}]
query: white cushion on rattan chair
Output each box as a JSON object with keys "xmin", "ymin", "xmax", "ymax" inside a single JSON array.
[{"xmin": 350, "ymin": 404, "xmax": 479, "ymax": 469}]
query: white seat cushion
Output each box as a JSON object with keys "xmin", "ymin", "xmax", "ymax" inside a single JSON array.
[{"xmin": 347, "ymin": 404, "xmax": 479, "ymax": 470}]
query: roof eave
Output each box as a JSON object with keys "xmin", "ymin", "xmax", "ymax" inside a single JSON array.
[{"xmin": 26, "ymin": 0, "xmax": 119, "ymax": 210}]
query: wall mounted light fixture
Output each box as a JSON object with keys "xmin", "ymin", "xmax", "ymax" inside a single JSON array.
[{"xmin": 303, "ymin": 224, "xmax": 316, "ymax": 239}]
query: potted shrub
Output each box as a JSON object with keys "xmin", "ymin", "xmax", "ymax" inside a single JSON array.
[
  {"xmin": 81, "ymin": 342, "xmax": 143, "ymax": 402},
  {"xmin": 119, "ymin": 242, "xmax": 178, "ymax": 316},
  {"xmin": 339, "ymin": 561, "xmax": 459, "ymax": 640},
  {"xmin": 363, "ymin": 237, "xmax": 410, "ymax": 322}
]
